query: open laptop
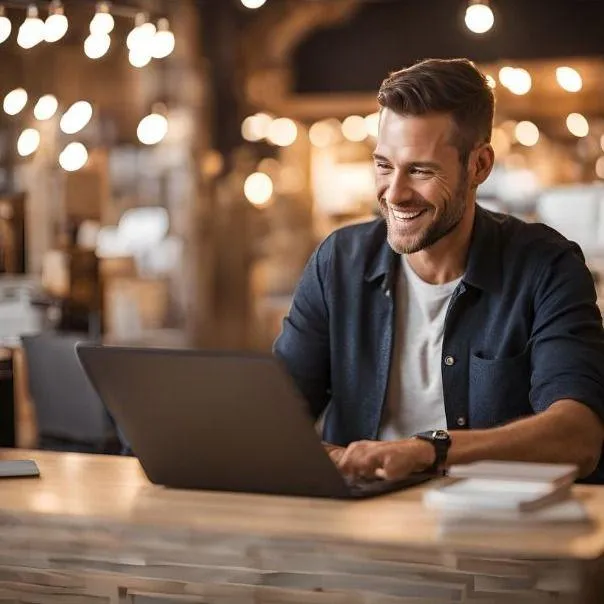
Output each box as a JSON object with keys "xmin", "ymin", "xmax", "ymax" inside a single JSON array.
[{"xmin": 76, "ymin": 345, "xmax": 435, "ymax": 499}]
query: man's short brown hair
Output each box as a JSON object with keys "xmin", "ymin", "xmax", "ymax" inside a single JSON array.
[{"xmin": 377, "ymin": 58, "xmax": 494, "ymax": 166}]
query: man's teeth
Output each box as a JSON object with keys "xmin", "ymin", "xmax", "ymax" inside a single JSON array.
[{"xmin": 392, "ymin": 209, "xmax": 423, "ymax": 220}]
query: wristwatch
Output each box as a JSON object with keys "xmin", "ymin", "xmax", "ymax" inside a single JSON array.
[{"xmin": 414, "ymin": 429, "xmax": 451, "ymax": 473}]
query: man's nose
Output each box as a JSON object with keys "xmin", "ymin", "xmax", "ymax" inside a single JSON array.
[{"xmin": 383, "ymin": 170, "xmax": 413, "ymax": 206}]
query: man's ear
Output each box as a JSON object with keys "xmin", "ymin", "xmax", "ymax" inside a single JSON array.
[{"xmin": 469, "ymin": 144, "xmax": 495, "ymax": 188}]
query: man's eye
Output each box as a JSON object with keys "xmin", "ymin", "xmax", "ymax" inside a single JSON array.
[
  {"xmin": 375, "ymin": 162, "xmax": 391, "ymax": 170},
  {"xmin": 410, "ymin": 167, "xmax": 432, "ymax": 176}
]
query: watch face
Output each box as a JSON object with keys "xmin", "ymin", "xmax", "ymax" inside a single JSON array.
[{"xmin": 433, "ymin": 430, "xmax": 449, "ymax": 441}]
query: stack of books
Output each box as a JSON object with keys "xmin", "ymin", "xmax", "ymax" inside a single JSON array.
[{"xmin": 423, "ymin": 461, "xmax": 588, "ymax": 527}]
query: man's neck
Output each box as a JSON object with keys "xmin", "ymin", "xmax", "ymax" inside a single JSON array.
[{"xmin": 405, "ymin": 202, "xmax": 476, "ymax": 285}]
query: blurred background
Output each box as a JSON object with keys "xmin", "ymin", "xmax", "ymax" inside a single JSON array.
[{"xmin": 1, "ymin": 0, "xmax": 604, "ymax": 451}]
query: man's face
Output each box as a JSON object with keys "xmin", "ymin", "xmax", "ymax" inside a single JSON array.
[{"xmin": 373, "ymin": 109, "xmax": 472, "ymax": 255}]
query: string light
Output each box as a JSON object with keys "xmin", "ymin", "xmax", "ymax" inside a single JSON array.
[
  {"xmin": 84, "ymin": 32, "xmax": 110, "ymax": 59},
  {"xmin": 137, "ymin": 111, "xmax": 168, "ymax": 145},
  {"xmin": 17, "ymin": 4, "xmax": 45, "ymax": 49},
  {"xmin": 3, "ymin": 88, "xmax": 28, "ymax": 115},
  {"xmin": 499, "ymin": 66, "xmax": 532, "ymax": 95},
  {"xmin": 34, "ymin": 94, "xmax": 58, "ymax": 120},
  {"xmin": 514, "ymin": 121, "xmax": 540, "ymax": 147},
  {"xmin": 309, "ymin": 119, "xmax": 340, "ymax": 148},
  {"xmin": 241, "ymin": 0, "xmax": 267, "ymax": 8},
  {"xmin": 129, "ymin": 47, "xmax": 151, "ymax": 68},
  {"xmin": 89, "ymin": 2, "xmax": 114, "ymax": 35},
  {"xmin": 17, "ymin": 128, "xmax": 40, "ymax": 157},
  {"xmin": 464, "ymin": 0, "xmax": 494, "ymax": 34},
  {"xmin": 0, "ymin": 5, "xmax": 12, "ymax": 45},
  {"xmin": 60, "ymin": 100, "xmax": 93, "ymax": 134},
  {"xmin": 127, "ymin": 13, "xmax": 155, "ymax": 50},
  {"xmin": 152, "ymin": 18, "xmax": 174, "ymax": 59},
  {"xmin": 566, "ymin": 113, "xmax": 589, "ymax": 138},
  {"xmin": 365, "ymin": 113, "xmax": 380, "ymax": 138},
  {"xmin": 244, "ymin": 172, "xmax": 273, "ymax": 206},
  {"xmin": 266, "ymin": 118, "xmax": 297, "ymax": 147},
  {"xmin": 556, "ymin": 67, "xmax": 582, "ymax": 93},
  {"xmin": 341, "ymin": 115, "xmax": 368, "ymax": 142},
  {"xmin": 59, "ymin": 142, "xmax": 88, "ymax": 172},
  {"xmin": 44, "ymin": 0, "xmax": 68, "ymax": 43},
  {"xmin": 241, "ymin": 113, "xmax": 273, "ymax": 142}
]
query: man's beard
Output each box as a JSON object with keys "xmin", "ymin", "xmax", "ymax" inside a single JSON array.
[{"xmin": 380, "ymin": 169, "xmax": 469, "ymax": 255}]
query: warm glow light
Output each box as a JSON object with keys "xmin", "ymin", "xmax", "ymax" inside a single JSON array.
[
  {"xmin": 342, "ymin": 115, "xmax": 368, "ymax": 142},
  {"xmin": 596, "ymin": 157, "xmax": 604, "ymax": 180},
  {"xmin": 84, "ymin": 33, "xmax": 110, "ymax": 59},
  {"xmin": 127, "ymin": 16, "xmax": 156, "ymax": 51},
  {"xmin": 267, "ymin": 117, "xmax": 297, "ymax": 146},
  {"xmin": 499, "ymin": 67, "xmax": 531, "ymax": 95},
  {"xmin": 18, "ymin": 5, "xmax": 45, "ymax": 49},
  {"xmin": 244, "ymin": 172, "xmax": 273, "ymax": 206},
  {"xmin": 129, "ymin": 48, "xmax": 151, "ymax": 68},
  {"xmin": 0, "ymin": 6, "xmax": 11, "ymax": 45},
  {"xmin": 514, "ymin": 121, "xmax": 540, "ymax": 147},
  {"xmin": 365, "ymin": 112, "xmax": 380, "ymax": 138},
  {"xmin": 34, "ymin": 94, "xmax": 58, "ymax": 120},
  {"xmin": 464, "ymin": 1, "xmax": 494, "ymax": 34},
  {"xmin": 566, "ymin": 113, "xmax": 589, "ymax": 138},
  {"xmin": 3, "ymin": 88, "xmax": 28, "ymax": 116},
  {"xmin": 556, "ymin": 66, "xmax": 583, "ymax": 93},
  {"xmin": 152, "ymin": 18, "xmax": 175, "ymax": 59},
  {"xmin": 485, "ymin": 74, "xmax": 496, "ymax": 89},
  {"xmin": 17, "ymin": 128, "xmax": 40, "ymax": 157},
  {"xmin": 44, "ymin": 2, "xmax": 68, "ymax": 43},
  {"xmin": 59, "ymin": 142, "xmax": 88, "ymax": 172},
  {"xmin": 241, "ymin": 113, "xmax": 273, "ymax": 141},
  {"xmin": 90, "ymin": 2, "xmax": 114, "ymax": 35},
  {"xmin": 241, "ymin": 0, "xmax": 267, "ymax": 8},
  {"xmin": 309, "ymin": 119, "xmax": 339, "ymax": 148},
  {"xmin": 137, "ymin": 113, "xmax": 168, "ymax": 145},
  {"xmin": 60, "ymin": 101, "xmax": 93, "ymax": 134}
]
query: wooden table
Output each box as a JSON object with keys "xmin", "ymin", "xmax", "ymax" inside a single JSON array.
[{"xmin": 0, "ymin": 449, "xmax": 603, "ymax": 604}]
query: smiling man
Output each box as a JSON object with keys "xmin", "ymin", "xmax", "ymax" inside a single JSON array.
[{"xmin": 274, "ymin": 58, "xmax": 604, "ymax": 483}]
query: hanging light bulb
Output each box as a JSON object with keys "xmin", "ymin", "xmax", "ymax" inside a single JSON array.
[
  {"xmin": 556, "ymin": 66, "xmax": 583, "ymax": 93},
  {"xmin": 60, "ymin": 101, "xmax": 93, "ymax": 134},
  {"xmin": 44, "ymin": 1, "xmax": 68, "ymax": 43},
  {"xmin": 18, "ymin": 5, "xmax": 45, "ymax": 49},
  {"xmin": 59, "ymin": 142, "xmax": 88, "ymax": 172},
  {"xmin": 129, "ymin": 47, "xmax": 151, "ymax": 68},
  {"xmin": 244, "ymin": 172, "xmax": 273, "ymax": 206},
  {"xmin": 17, "ymin": 128, "xmax": 40, "ymax": 157},
  {"xmin": 34, "ymin": 94, "xmax": 58, "ymax": 120},
  {"xmin": 464, "ymin": 0, "xmax": 494, "ymax": 34},
  {"xmin": 89, "ymin": 1, "xmax": 114, "ymax": 35},
  {"xmin": 127, "ymin": 13, "xmax": 155, "ymax": 51},
  {"xmin": 84, "ymin": 32, "xmax": 110, "ymax": 59},
  {"xmin": 151, "ymin": 18, "xmax": 175, "ymax": 59},
  {"xmin": 241, "ymin": 0, "xmax": 267, "ymax": 8},
  {"xmin": 0, "ymin": 5, "xmax": 12, "ymax": 45},
  {"xmin": 137, "ymin": 111, "xmax": 168, "ymax": 145},
  {"xmin": 3, "ymin": 88, "xmax": 28, "ymax": 116}
]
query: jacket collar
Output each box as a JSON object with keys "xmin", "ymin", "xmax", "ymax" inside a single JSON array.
[{"xmin": 363, "ymin": 205, "xmax": 502, "ymax": 293}]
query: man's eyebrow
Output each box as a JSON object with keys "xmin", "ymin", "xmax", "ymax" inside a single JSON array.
[
  {"xmin": 371, "ymin": 154, "xmax": 442, "ymax": 170},
  {"xmin": 371, "ymin": 153, "xmax": 390, "ymax": 162}
]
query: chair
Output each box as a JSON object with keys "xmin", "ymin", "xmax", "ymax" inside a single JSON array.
[{"xmin": 20, "ymin": 333, "xmax": 119, "ymax": 454}]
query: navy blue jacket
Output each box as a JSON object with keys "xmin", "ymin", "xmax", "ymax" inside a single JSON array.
[{"xmin": 274, "ymin": 207, "xmax": 604, "ymax": 482}]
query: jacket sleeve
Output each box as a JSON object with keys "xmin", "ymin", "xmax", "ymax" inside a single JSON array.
[
  {"xmin": 529, "ymin": 243, "xmax": 604, "ymax": 422},
  {"xmin": 273, "ymin": 238, "xmax": 333, "ymax": 419}
]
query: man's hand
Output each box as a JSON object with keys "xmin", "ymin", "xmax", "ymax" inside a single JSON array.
[
  {"xmin": 334, "ymin": 439, "xmax": 436, "ymax": 480},
  {"xmin": 322, "ymin": 442, "xmax": 346, "ymax": 465}
]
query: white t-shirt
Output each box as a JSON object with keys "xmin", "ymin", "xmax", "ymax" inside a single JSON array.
[{"xmin": 379, "ymin": 257, "xmax": 462, "ymax": 440}]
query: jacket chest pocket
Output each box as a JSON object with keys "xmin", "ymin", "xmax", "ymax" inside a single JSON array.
[{"xmin": 469, "ymin": 351, "xmax": 532, "ymax": 428}]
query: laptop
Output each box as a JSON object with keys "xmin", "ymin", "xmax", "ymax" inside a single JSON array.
[{"xmin": 76, "ymin": 345, "xmax": 435, "ymax": 499}]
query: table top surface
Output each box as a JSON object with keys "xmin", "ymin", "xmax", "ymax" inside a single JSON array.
[{"xmin": 1, "ymin": 449, "xmax": 604, "ymax": 560}]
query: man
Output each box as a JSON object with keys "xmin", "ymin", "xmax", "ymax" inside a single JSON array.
[{"xmin": 274, "ymin": 58, "xmax": 604, "ymax": 483}]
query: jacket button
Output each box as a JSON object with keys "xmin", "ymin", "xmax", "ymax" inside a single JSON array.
[
  {"xmin": 456, "ymin": 416, "xmax": 467, "ymax": 427},
  {"xmin": 444, "ymin": 355, "xmax": 455, "ymax": 366}
]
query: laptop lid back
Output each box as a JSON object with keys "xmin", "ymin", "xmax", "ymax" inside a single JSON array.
[{"xmin": 77, "ymin": 345, "xmax": 350, "ymax": 498}]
